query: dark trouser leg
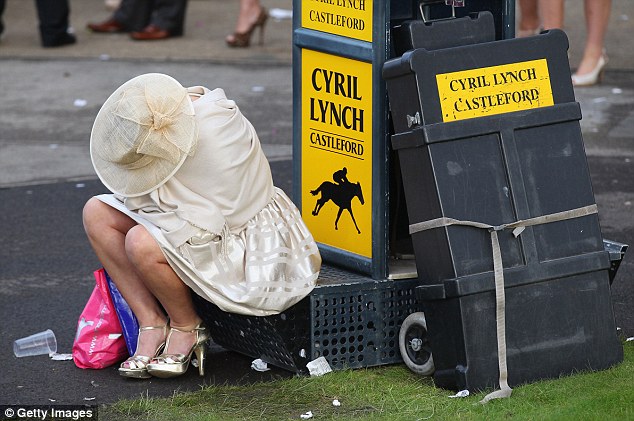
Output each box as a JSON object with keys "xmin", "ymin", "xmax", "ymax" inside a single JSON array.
[
  {"xmin": 150, "ymin": 0, "xmax": 188, "ymax": 35},
  {"xmin": 114, "ymin": 0, "xmax": 154, "ymax": 32},
  {"xmin": 35, "ymin": 0, "xmax": 74, "ymax": 47},
  {"xmin": 0, "ymin": 0, "xmax": 5, "ymax": 36}
]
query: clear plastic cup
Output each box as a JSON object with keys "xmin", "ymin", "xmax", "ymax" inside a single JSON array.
[{"xmin": 13, "ymin": 329, "xmax": 57, "ymax": 357}]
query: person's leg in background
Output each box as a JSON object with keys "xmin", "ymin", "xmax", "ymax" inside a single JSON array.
[
  {"xmin": 151, "ymin": 0, "xmax": 188, "ymax": 36},
  {"xmin": 537, "ymin": 0, "xmax": 564, "ymax": 30},
  {"xmin": 0, "ymin": 0, "xmax": 5, "ymax": 38},
  {"xmin": 517, "ymin": 0, "xmax": 563, "ymax": 37},
  {"xmin": 226, "ymin": 0, "xmax": 268, "ymax": 48},
  {"xmin": 517, "ymin": 0, "xmax": 540, "ymax": 37},
  {"xmin": 130, "ymin": 0, "xmax": 188, "ymax": 40},
  {"xmin": 35, "ymin": 0, "xmax": 76, "ymax": 47},
  {"xmin": 87, "ymin": 0, "xmax": 152, "ymax": 34},
  {"xmin": 572, "ymin": 0, "xmax": 611, "ymax": 85},
  {"xmin": 114, "ymin": 0, "xmax": 154, "ymax": 32}
]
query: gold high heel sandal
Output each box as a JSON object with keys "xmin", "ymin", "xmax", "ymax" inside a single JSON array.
[
  {"xmin": 226, "ymin": 7, "xmax": 268, "ymax": 48},
  {"xmin": 146, "ymin": 322, "xmax": 210, "ymax": 378},
  {"xmin": 118, "ymin": 322, "xmax": 168, "ymax": 379}
]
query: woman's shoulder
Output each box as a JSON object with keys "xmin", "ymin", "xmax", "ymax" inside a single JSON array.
[
  {"xmin": 187, "ymin": 86, "xmax": 230, "ymax": 101},
  {"xmin": 187, "ymin": 86, "xmax": 206, "ymax": 97}
]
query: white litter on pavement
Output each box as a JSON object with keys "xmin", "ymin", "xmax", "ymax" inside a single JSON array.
[
  {"xmin": 50, "ymin": 353, "xmax": 73, "ymax": 361},
  {"xmin": 449, "ymin": 389, "xmax": 470, "ymax": 398},
  {"xmin": 74, "ymin": 99, "xmax": 87, "ymax": 107},
  {"xmin": 251, "ymin": 358, "xmax": 270, "ymax": 372},
  {"xmin": 306, "ymin": 356, "xmax": 332, "ymax": 377},
  {"xmin": 270, "ymin": 8, "xmax": 292, "ymax": 20}
]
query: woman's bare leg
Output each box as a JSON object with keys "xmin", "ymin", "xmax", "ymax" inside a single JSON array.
[
  {"xmin": 83, "ymin": 197, "xmax": 167, "ymax": 358},
  {"xmin": 124, "ymin": 224, "xmax": 202, "ymax": 356},
  {"xmin": 538, "ymin": 0, "xmax": 564, "ymax": 30},
  {"xmin": 576, "ymin": 0, "xmax": 611, "ymax": 76},
  {"xmin": 226, "ymin": 0, "xmax": 263, "ymax": 43},
  {"xmin": 518, "ymin": 0, "xmax": 541, "ymax": 36},
  {"xmin": 84, "ymin": 197, "xmax": 203, "ymax": 357}
]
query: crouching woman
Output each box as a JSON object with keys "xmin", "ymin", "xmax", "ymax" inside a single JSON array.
[{"xmin": 83, "ymin": 73, "xmax": 321, "ymax": 379}]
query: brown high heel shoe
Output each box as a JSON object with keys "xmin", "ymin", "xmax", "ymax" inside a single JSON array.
[{"xmin": 226, "ymin": 7, "xmax": 268, "ymax": 48}]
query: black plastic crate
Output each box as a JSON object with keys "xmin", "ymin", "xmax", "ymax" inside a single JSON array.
[
  {"xmin": 382, "ymin": 29, "xmax": 616, "ymax": 289},
  {"xmin": 392, "ymin": 11, "xmax": 496, "ymax": 57},
  {"xmin": 417, "ymin": 255, "xmax": 622, "ymax": 391},
  {"xmin": 383, "ymin": 29, "xmax": 623, "ymax": 390},
  {"xmin": 384, "ymin": 30, "xmax": 602, "ymax": 284},
  {"xmin": 193, "ymin": 264, "xmax": 423, "ymax": 373}
]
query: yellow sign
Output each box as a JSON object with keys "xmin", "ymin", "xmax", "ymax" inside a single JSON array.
[
  {"xmin": 301, "ymin": 0, "xmax": 373, "ymax": 42},
  {"xmin": 436, "ymin": 59, "xmax": 554, "ymax": 122},
  {"xmin": 301, "ymin": 50, "xmax": 373, "ymax": 258}
]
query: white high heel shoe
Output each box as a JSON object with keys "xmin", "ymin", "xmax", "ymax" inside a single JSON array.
[{"xmin": 572, "ymin": 53, "xmax": 607, "ymax": 87}]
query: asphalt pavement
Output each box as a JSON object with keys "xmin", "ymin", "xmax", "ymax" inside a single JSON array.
[{"xmin": 0, "ymin": 0, "xmax": 633, "ymax": 409}]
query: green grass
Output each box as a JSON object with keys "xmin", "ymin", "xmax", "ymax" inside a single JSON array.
[{"xmin": 103, "ymin": 342, "xmax": 634, "ymax": 421}]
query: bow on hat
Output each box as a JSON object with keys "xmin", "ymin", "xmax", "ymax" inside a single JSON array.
[{"xmin": 114, "ymin": 84, "xmax": 197, "ymax": 166}]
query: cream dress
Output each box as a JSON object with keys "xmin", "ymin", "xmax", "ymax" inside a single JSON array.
[{"xmin": 97, "ymin": 87, "xmax": 321, "ymax": 316}]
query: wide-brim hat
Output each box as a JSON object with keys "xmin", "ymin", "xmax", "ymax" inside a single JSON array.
[{"xmin": 90, "ymin": 73, "xmax": 198, "ymax": 197}]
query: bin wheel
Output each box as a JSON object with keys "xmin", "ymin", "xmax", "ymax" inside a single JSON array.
[{"xmin": 399, "ymin": 312, "xmax": 434, "ymax": 376}]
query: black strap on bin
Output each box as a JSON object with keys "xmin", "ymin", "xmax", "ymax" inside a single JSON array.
[{"xmin": 409, "ymin": 204, "xmax": 599, "ymax": 402}]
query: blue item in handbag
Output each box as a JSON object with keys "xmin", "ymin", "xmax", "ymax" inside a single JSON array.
[{"xmin": 104, "ymin": 270, "xmax": 139, "ymax": 356}]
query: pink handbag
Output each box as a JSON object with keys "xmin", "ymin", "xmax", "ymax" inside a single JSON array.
[{"xmin": 72, "ymin": 268, "xmax": 128, "ymax": 369}]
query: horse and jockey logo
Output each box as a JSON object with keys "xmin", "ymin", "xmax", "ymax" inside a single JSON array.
[{"xmin": 310, "ymin": 167, "xmax": 365, "ymax": 234}]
